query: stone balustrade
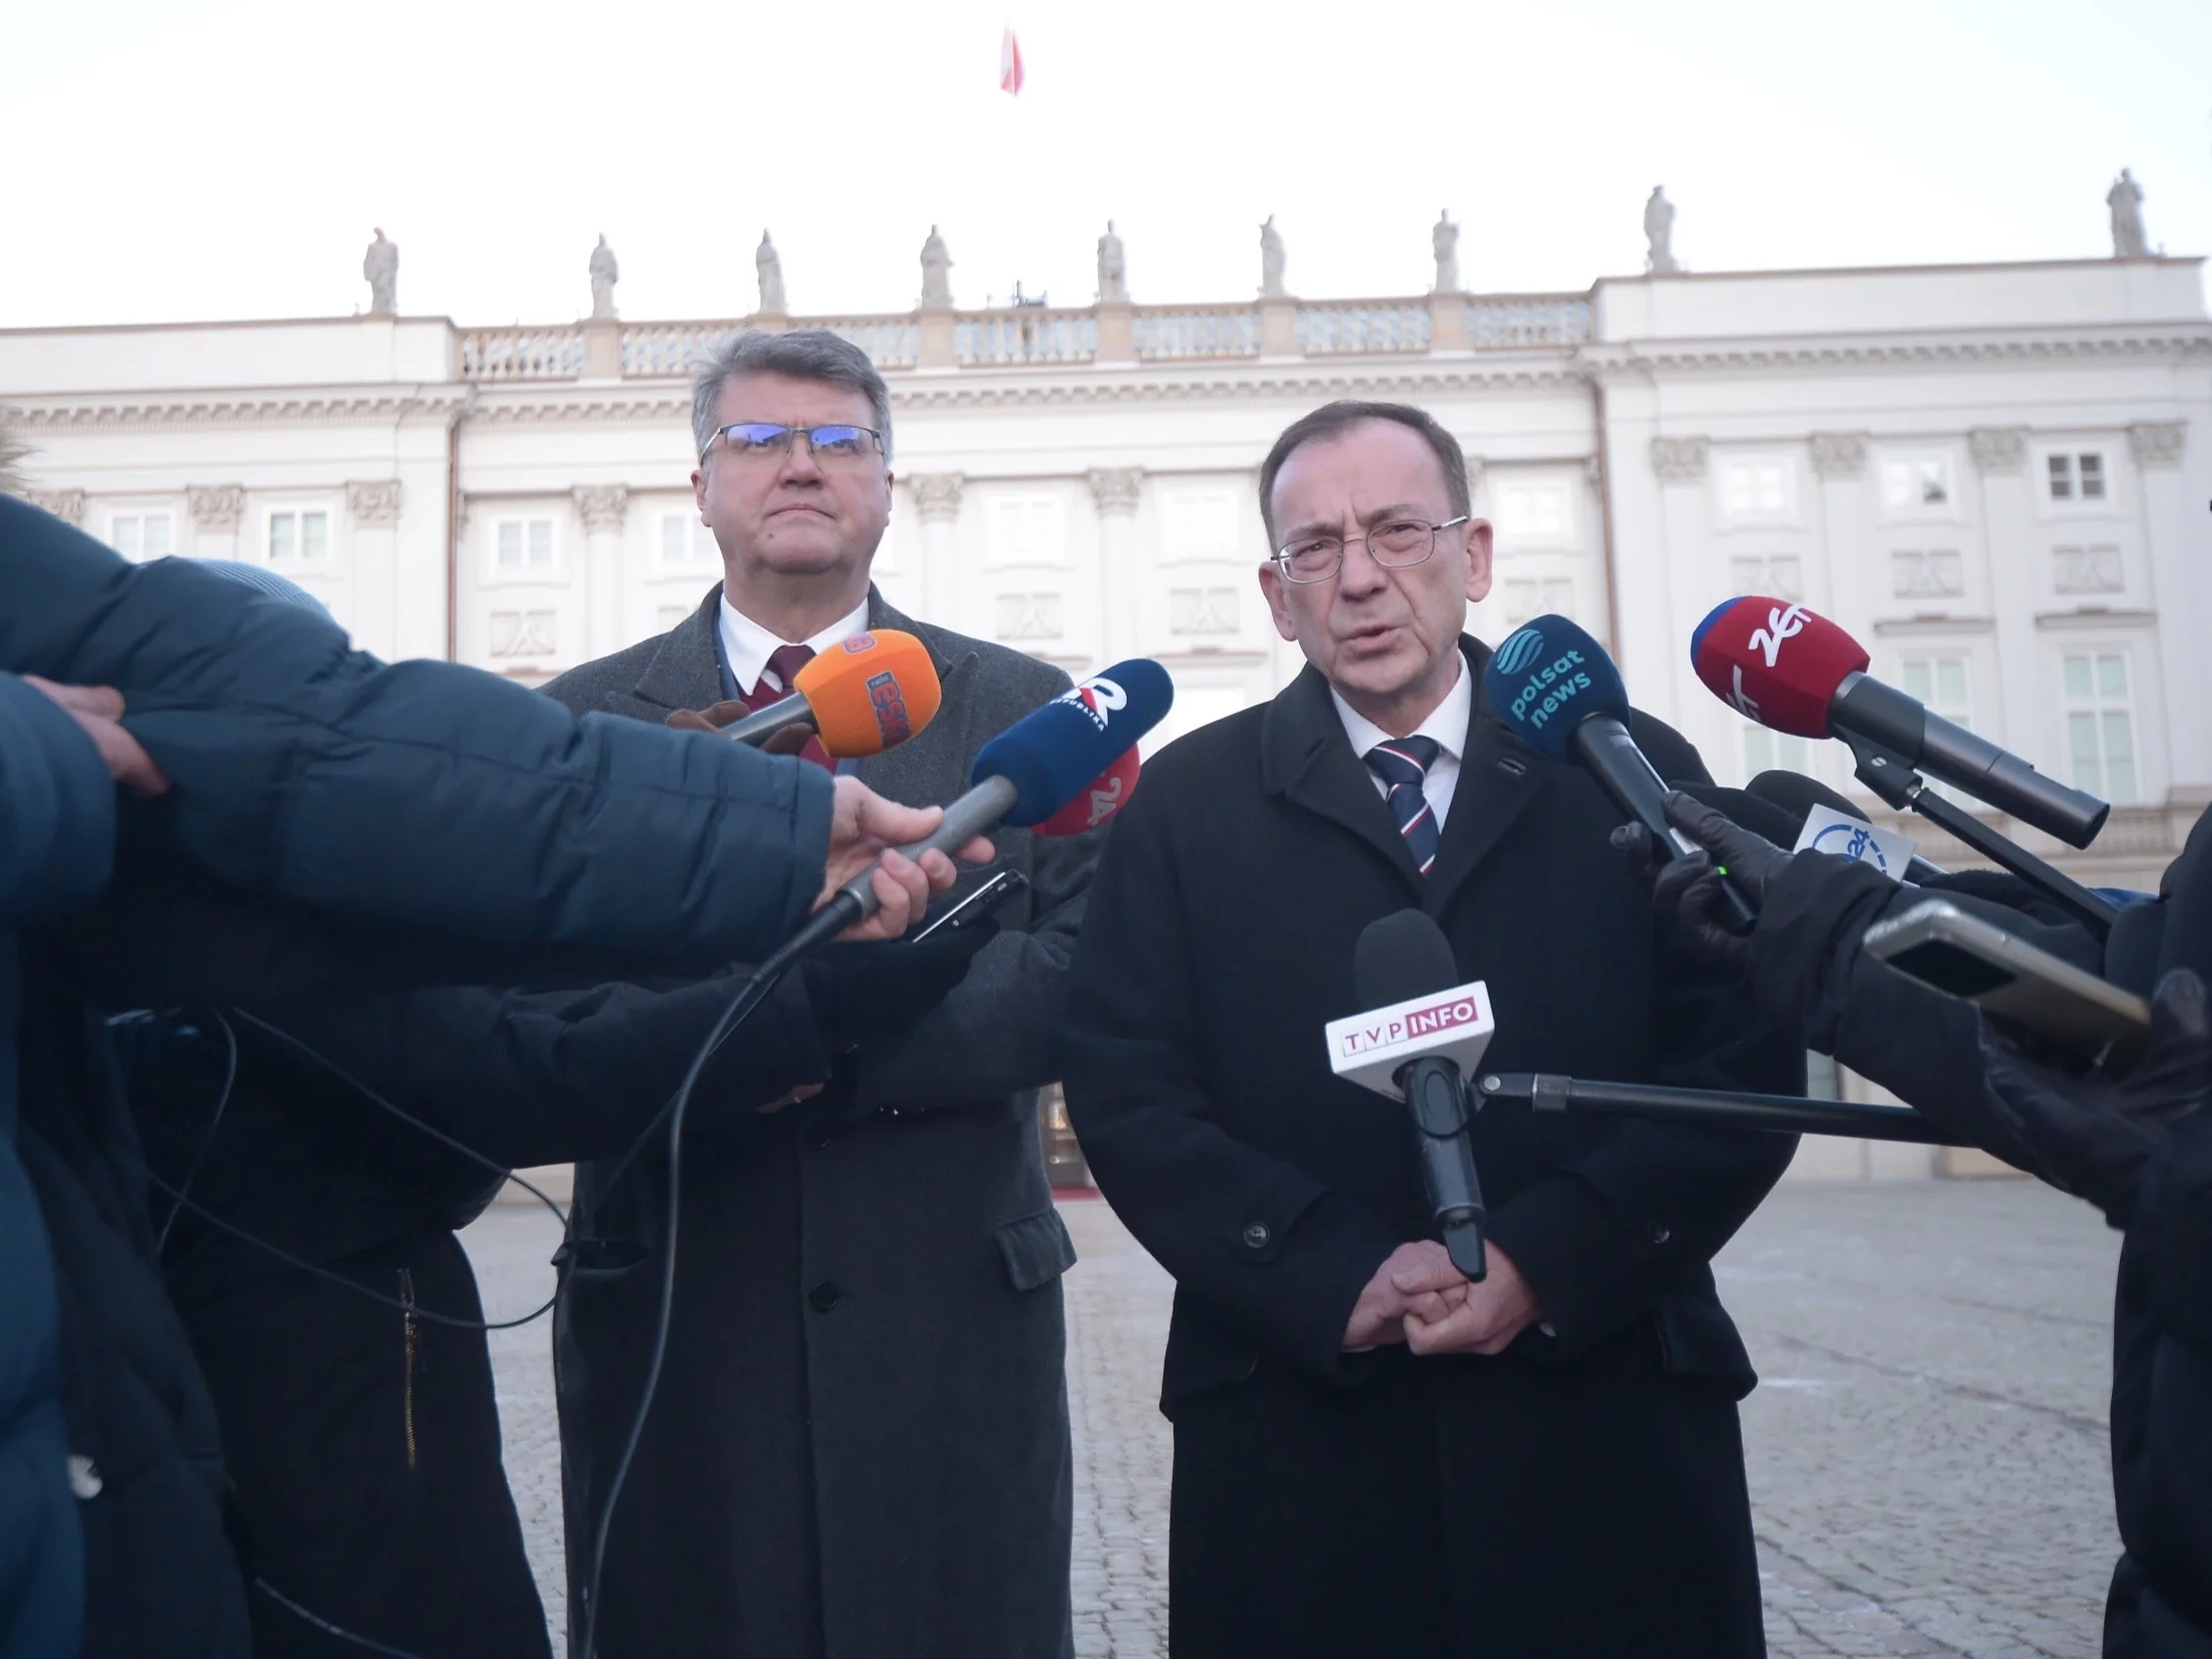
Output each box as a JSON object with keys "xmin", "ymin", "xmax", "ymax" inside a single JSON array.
[{"xmin": 454, "ymin": 292, "xmax": 1592, "ymax": 382}]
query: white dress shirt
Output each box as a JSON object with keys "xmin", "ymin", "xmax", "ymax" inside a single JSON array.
[
  {"xmin": 718, "ymin": 593, "xmax": 872, "ymax": 698},
  {"xmin": 1330, "ymin": 656, "xmax": 1473, "ymax": 832}
]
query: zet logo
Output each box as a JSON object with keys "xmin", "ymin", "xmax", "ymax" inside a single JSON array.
[
  {"xmin": 1747, "ymin": 603, "xmax": 1808, "ymax": 669},
  {"xmin": 1059, "ymin": 675, "xmax": 1129, "ymax": 733},
  {"xmin": 1810, "ymin": 819, "xmax": 1887, "ymax": 874},
  {"xmin": 1493, "ymin": 627, "xmax": 1546, "ymax": 677},
  {"xmin": 865, "ymin": 670, "xmax": 912, "ymax": 745}
]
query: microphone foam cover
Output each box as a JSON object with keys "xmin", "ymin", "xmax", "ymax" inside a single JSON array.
[
  {"xmin": 1689, "ymin": 597, "xmax": 1868, "ymax": 740},
  {"xmin": 1353, "ymin": 909, "xmax": 1460, "ymax": 1010},
  {"xmin": 1032, "ymin": 745, "xmax": 1141, "ymax": 838},
  {"xmin": 794, "ymin": 630, "xmax": 943, "ymax": 758},
  {"xmin": 1482, "ymin": 614, "xmax": 1629, "ymax": 761},
  {"xmin": 973, "ymin": 659, "xmax": 1175, "ymax": 826}
]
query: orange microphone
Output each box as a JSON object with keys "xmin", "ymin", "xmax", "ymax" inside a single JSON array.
[{"xmin": 721, "ymin": 630, "xmax": 942, "ymax": 758}]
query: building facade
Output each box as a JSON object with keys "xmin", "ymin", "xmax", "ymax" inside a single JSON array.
[{"xmin": 6, "ymin": 256, "xmax": 2208, "ymax": 1176}]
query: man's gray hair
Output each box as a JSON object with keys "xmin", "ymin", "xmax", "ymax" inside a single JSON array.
[{"xmin": 691, "ymin": 329, "xmax": 895, "ymax": 463}]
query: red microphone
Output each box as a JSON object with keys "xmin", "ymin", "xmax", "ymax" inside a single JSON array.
[
  {"xmin": 1033, "ymin": 745, "xmax": 1139, "ymax": 837},
  {"xmin": 1689, "ymin": 596, "xmax": 2107, "ymax": 847}
]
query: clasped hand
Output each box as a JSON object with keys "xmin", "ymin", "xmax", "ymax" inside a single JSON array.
[{"xmin": 1343, "ymin": 1240, "xmax": 1542, "ymax": 1357}]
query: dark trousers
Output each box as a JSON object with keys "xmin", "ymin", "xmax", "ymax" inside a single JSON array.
[
  {"xmin": 179, "ymin": 1228, "xmax": 551, "ymax": 1659},
  {"xmin": 1168, "ymin": 1345, "xmax": 1766, "ymax": 1659}
]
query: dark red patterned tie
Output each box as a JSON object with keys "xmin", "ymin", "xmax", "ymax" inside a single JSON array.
[{"xmin": 743, "ymin": 643, "xmax": 833, "ymax": 771}]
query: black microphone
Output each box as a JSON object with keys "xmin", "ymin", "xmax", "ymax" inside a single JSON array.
[
  {"xmin": 1485, "ymin": 615, "xmax": 1758, "ymax": 931},
  {"xmin": 1344, "ymin": 911, "xmax": 1489, "ymax": 1281}
]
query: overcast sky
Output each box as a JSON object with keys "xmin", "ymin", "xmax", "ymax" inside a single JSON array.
[{"xmin": 6, "ymin": 0, "xmax": 2208, "ymax": 328}]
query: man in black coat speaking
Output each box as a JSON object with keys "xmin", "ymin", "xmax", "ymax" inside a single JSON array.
[{"xmin": 1058, "ymin": 400, "xmax": 1803, "ymax": 1659}]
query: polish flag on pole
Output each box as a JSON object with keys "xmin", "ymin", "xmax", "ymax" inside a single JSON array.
[{"xmin": 999, "ymin": 25, "xmax": 1025, "ymax": 95}]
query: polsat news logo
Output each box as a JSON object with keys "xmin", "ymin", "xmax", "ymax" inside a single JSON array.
[{"xmin": 1337, "ymin": 990, "xmax": 1485, "ymax": 1059}]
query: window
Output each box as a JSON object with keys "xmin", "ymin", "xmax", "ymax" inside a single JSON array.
[
  {"xmin": 267, "ymin": 510, "xmax": 330, "ymax": 563},
  {"xmin": 2061, "ymin": 652, "xmax": 2138, "ymax": 803},
  {"xmin": 1900, "ymin": 657, "xmax": 1973, "ymax": 730},
  {"xmin": 494, "ymin": 518, "xmax": 556, "ymax": 572},
  {"xmin": 110, "ymin": 512, "xmax": 173, "ymax": 562},
  {"xmin": 1495, "ymin": 481, "xmax": 1569, "ymax": 542},
  {"xmin": 1719, "ymin": 458, "xmax": 1791, "ymax": 520},
  {"xmin": 1742, "ymin": 725, "xmax": 1811, "ymax": 782},
  {"xmin": 1881, "ymin": 457, "xmax": 1953, "ymax": 511},
  {"xmin": 1161, "ymin": 489, "xmax": 1238, "ymax": 560},
  {"xmin": 985, "ymin": 495, "xmax": 1065, "ymax": 569},
  {"xmin": 2047, "ymin": 452, "xmax": 2108, "ymax": 503},
  {"xmin": 658, "ymin": 513, "xmax": 719, "ymax": 568}
]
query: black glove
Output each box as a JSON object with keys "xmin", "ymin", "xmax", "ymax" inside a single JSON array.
[
  {"xmin": 799, "ymin": 919, "xmax": 999, "ymax": 1057},
  {"xmin": 1975, "ymin": 968, "xmax": 2211, "ymax": 1226},
  {"xmin": 1609, "ymin": 791, "xmax": 1793, "ymax": 969}
]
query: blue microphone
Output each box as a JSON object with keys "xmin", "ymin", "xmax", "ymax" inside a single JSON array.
[
  {"xmin": 1485, "ymin": 615, "xmax": 1756, "ymax": 930},
  {"xmin": 783, "ymin": 660, "xmax": 1175, "ymax": 956},
  {"xmin": 971, "ymin": 658, "xmax": 1175, "ymax": 824}
]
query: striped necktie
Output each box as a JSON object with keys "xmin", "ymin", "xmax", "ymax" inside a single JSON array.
[{"xmin": 1363, "ymin": 736, "xmax": 1442, "ymax": 876}]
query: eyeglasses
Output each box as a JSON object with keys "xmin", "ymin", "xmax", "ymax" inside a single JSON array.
[
  {"xmin": 701, "ymin": 422, "xmax": 885, "ymax": 466},
  {"xmin": 1269, "ymin": 515, "xmax": 1470, "ymax": 584}
]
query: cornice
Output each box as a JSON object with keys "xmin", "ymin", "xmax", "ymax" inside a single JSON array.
[
  {"xmin": 1575, "ymin": 322, "xmax": 2212, "ymax": 380},
  {"xmin": 1, "ymin": 385, "xmax": 474, "ymax": 431}
]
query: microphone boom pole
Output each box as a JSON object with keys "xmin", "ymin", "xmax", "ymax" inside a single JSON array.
[{"xmin": 1474, "ymin": 1071, "xmax": 1959, "ymax": 1146}]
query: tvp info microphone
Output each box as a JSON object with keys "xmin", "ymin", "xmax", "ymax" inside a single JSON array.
[
  {"xmin": 783, "ymin": 660, "xmax": 1174, "ymax": 958},
  {"xmin": 1485, "ymin": 613, "xmax": 1757, "ymax": 930},
  {"xmin": 1690, "ymin": 597, "xmax": 2109, "ymax": 848},
  {"xmin": 1337, "ymin": 910, "xmax": 1492, "ymax": 1280},
  {"xmin": 718, "ymin": 629, "xmax": 943, "ymax": 757}
]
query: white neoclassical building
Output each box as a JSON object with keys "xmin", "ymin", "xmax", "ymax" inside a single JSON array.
[{"xmin": 5, "ymin": 252, "xmax": 2208, "ymax": 1176}]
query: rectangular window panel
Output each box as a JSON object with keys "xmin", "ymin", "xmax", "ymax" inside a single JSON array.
[
  {"xmin": 660, "ymin": 517, "xmax": 686, "ymax": 564},
  {"xmin": 2102, "ymin": 713, "xmax": 2136, "ymax": 801},
  {"xmin": 2048, "ymin": 456, "xmax": 2073, "ymax": 500},
  {"xmin": 269, "ymin": 513, "xmax": 297, "ymax": 562},
  {"xmin": 1743, "ymin": 724, "xmax": 1811, "ymax": 780},
  {"xmin": 2097, "ymin": 654, "xmax": 2128, "ymax": 698},
  {"xmin": 2079, "ymin": 454, "xmax": 2105, "ymax": 500},
  {"xmin": 145, "ymin": 515, "xmax": 172, "ymax": 559},
  {"xmin": 498, "ymin": 523, "xmax": 523, "ymax": 569},
  {"xmin": 112, "ymin": 517, "xmax": 142, "ymax": 560},
  {"xmin": 2061, "ymin": 651, "xmax": 2140, "ymax": 803},
  {"xmin": 529, "ymin": 522, "xmax": 553, "ymax": 568},
  {"xmin": 300, "ymin": 512, "xmax": 328, "ymax": 561}
]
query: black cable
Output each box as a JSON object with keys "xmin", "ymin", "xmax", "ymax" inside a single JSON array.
[
  {"xmin": 576, "ymin": 942, "xmax": 805, "ymax": 1659},
  {"xmin": 254, "ymin": 1577, "xmax": 435, "ymax": 1659},
  {"xmin": 153, "ymin": 1009, "xmax": 239, "ymax": 1256}
]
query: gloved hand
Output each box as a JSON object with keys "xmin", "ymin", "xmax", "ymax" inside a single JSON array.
[
  {"xmin": 1977, "ymin": 968, "xmax": 2210, "ymax": 1226},
  {"xmin": 800, "ymin": 919, "xmax": 1000, "ymax": 1057},
  {"xmin": 1609, "ymin": 791, "xmax": 1793, "ymax": 969}
]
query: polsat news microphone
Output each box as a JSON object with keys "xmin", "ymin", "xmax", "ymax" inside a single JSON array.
[
  {"xmin": 717, "ymin": 628, "xmax": 942, "ymax": 757},
  {"xmin": 1688, "ymin": 596, "xmax": 2109, "ymax": 848}
]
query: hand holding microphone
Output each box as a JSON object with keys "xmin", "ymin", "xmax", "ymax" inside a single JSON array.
[
  {"xmin": 666, "ymin": 630, "xmax": 943, "ymax": 759},
  {"xmin": 820, "ymin": 778, "xmax": 993, "ymax": 943},
  {"xmin": 1611, "ymin": 792, "xmax": 1797, "ymax": 970}
]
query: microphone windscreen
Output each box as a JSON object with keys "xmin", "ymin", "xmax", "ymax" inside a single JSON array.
[
  {"xmin": 1353, "ymin": 909, "xmax": 1460, "ymax": 1010},
  {"xmin": 793, "ymin": 631, "xmax": 943, "ymax": 757},
  {"xmin": 1689, "ymin": 597, "xmax": 1868, "ymax": 740},
  {"xmin": 1482, "ymin": 614, "xmax": 1629, "ymax": 761},
  {"xmin": 1677, "ymin": 781, "xmax": 1803, "ymax": 851},
  {"xmin": 972, "ymin": 659, "xmax": 1175, "ymax": 825},
  {"xmin": 1745, "ymin": 769, "xmax": 1869, "ymax": 834},
  {"xmin": 1032, "ymin": 745, "xmax": 1141, "ymax": 838}
]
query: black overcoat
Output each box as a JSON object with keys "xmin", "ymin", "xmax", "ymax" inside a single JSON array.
[{"xmin": 1059, "ymin": 639, "xmax": 1802, "ymax": 1659}]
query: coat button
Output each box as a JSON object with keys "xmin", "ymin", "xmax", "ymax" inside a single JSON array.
[
  {"xmin": 808, "ymin": 1281, "xmax": 843, "ymax": 1312},
  {"xmin": 1651, "ymin": 1224, "xmax": 1672, "ymax": 1245},
  {"xmin": 1241, "ymin": 1222, "xmax": 1269, "ymax": 1251}
]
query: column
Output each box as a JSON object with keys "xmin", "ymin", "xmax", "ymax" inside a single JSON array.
[
  {"xmin": 1807, "ymin": 434, "xmax": 1869, "ymax": 632},
  {"xmin": 2129, "ymin": 422, "xmax": 2205, "ymax": 786},
  {"xmin": 187, "ymin": 484, "xmax": 245, "ymax": 560},
  {"xmin": 346, "ymin": 480, "xmax": 403, "ymax": 661},
  {"xmin": 909, "ymin": 473, "xmax": 964, "ymax": 623},
  {"xmin": 1629, "ymin": 436, "xmax": 1709, "ymax": 722},
  {"xmin": 1087, "ymin": 467, "xmax": 1144, "ymax": 667},
  {"xmin": 1968, "ymin": 428, "xmax": 2035, "ymax": 755},
  {"xmin": 573, "ymin": 485, "xmax": 630, "ymax": 659}
]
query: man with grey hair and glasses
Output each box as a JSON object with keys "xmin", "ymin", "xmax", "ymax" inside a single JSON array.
[{"xmin": 545, "ymin": 329, "xmax": 1091, "ymax": 1659}]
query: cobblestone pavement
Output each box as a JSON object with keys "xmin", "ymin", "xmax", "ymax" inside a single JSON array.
[{"xmin": 462, "ymin": 1179, "xmax": 2121, "ymax": 1658}]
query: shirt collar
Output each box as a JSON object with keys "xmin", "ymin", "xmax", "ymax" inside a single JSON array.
[
  {"xmin": 1329, "ymin": 652, "xmax": 1472, "ymax": 766},
  {"xmin": 717, "ymin": 591, "xmax": 872, "ymax": 697}
]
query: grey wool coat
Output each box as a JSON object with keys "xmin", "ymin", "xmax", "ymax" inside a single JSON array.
[{"xmin": 544, "ymin": 585, "xmax": 1087, "ymax": 1659}]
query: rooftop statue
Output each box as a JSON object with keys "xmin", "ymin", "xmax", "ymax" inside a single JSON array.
[
  {"xmin": 920, "ymin": 225, "xmax": 954, "ymax": 309},
  {"xmin": 1259, "ymin": 215, "xmax": 1286, "ymax": 298},
  {"xmin": 587, "ymin": 234, "xmax": 619, "ymax": 322},
  {"xmin": 363, "ymin": 228, "xmax": 398, "ymax": 315},
  {"xmin": 2108, "ymin": 169, "xmax": 2149, "ymax": 259},
  {"xmin": 1097, "ymin": 220, "xmax": 1128, "ymax": 304},
  {"xmin": 1433, "ymin": 209, "xmax": 1460, "ymax": 293},
  {"xmin": 1643, "ymin": 186, "xmax": 1681, "ymax": 275},
  {"xmin": 757, "ymin": 230, "xmax": 787, "ymax": 314}
]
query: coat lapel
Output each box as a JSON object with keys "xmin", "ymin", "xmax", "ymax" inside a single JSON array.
[
  {"xmin": 1261, "ymin": 664, "xmax": 1425, "ymax": 889},
  {"xmin": 1260, "ymin": 639, "xmax": 1550, "ymax": 910},
  {"xmin": 630, "ymin": 584, "xmax": 727, "ymax": 714},
  {"xmin": 1422, "ymin": 640, "xmax": 1549, "ymax": 918},
  {"xmin": 855, "ymin": 588, "xmax": 975, "ymax": 799}
]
